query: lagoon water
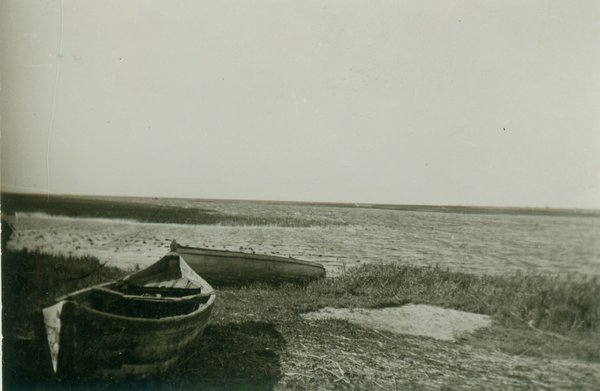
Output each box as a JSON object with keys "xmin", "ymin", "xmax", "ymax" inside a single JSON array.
[{"xmin": 7, "ymin": 199, "xmax": 600, "ymax": 278}]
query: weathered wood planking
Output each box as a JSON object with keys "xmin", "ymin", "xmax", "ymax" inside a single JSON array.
[{"xmin": 56, "ymin": 301, "xmax": 211, "ymax": 374}]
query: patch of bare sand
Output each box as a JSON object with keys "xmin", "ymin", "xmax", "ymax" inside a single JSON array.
[{"xmin": 301, "ymin": 304, "xmax": 492, "ymax": 341}]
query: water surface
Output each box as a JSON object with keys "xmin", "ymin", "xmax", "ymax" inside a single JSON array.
[{"xmin": 7, "ymin": 200, "xmax": 600, "ymax": 278}]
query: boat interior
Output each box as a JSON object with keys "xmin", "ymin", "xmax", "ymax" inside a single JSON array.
[
  {"xmin": 92, "ymin": 287, "xmax": 210, "ymax": 319},
  {"xmin": 55, "ymin": 254, "xmax": 214, "ymax": 319}
]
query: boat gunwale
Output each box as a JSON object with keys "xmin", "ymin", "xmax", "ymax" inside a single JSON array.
[
  {"xmin": 92, "ymin": 286, "xmax": 212, "ymax": 302},
  {"xmin": 46, "ymin": 253, "xmax": 216, "ymax": 323},
  {"xmin": 54, "ymin": 286, "xmax": 216, "ymax": 324}
]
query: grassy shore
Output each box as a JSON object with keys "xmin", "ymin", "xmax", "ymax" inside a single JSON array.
[{"xmin": 3, "ymin": 241, "xmax": 599, "ymax": 389}]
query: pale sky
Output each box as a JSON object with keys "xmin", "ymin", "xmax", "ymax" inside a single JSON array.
[{"xmin": 2, "ymin": 0, "xmax": 599, "ymax": 208}]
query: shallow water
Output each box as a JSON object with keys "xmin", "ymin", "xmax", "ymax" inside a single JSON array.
[{"xmin": 6, "ymin": 200, "xmax": 600, "ymax": 278}]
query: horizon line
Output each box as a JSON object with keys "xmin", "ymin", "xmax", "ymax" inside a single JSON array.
[{"xmin": 2, "ymin": 189, "xmax": 599, "ymax": 213}]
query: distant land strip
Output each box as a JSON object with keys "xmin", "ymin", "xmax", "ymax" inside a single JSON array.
[
  {"xmin": 0, "ymin": 193, "xmax": 341, "ymax": 227},
  {"xmin": 2, "ymin": 192, "xmax": 598, "ymax": 223}
]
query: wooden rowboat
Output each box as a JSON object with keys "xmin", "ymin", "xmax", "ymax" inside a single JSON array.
[
  {"xmin": 41, "ymin": 252, "xmax": 215, "ymax": 380},
  {"xmin": 171, "ymin": 241, "xmax": 327, "ymax": 285}
]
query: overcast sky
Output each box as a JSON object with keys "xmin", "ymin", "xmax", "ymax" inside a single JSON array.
[{"xmin": 2, "ymin": 0, "xmax": 599, "ymax": 208}]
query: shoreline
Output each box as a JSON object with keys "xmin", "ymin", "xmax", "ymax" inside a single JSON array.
[
  {"xmin": 3, "ymin": 246, "xmax": 599, "ymax": 389},
  {"xmin": 5, "ymin": 212, "xmax": 599, "ymax": 280}
]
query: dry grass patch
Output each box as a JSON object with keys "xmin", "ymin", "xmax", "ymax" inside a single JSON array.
[{"xmin": 276, "ymin": 319, "xmax": 600, "ymax": 390}]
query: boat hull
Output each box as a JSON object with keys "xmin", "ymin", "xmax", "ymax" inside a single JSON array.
[
  {"xmin": 175, "ymin": 243, "xmax": 327, "ymax": 285},
  {"xmin": 41, "ymin": 253, "xmax": 215, "ymax": 380},
  {"xmin": 53, "ymin": 299, "xmax": 212, "ymax": 379}
]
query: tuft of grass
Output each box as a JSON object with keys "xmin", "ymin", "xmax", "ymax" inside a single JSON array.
[
  {"xmin": 2, "ymin": 249, "xmax": 129, "ymax": 340},
  {"xmin": 308, "ymin": 263, "xmax": 600, "ymax": 333},
  {"xmin": 204, "ymin": 263, "xmax": 600, "ymax": 362},
  {"xmin": 2, "ymin": 248, "xmax": 130, "ymax": 389},
  {"xmin": 196, "ymin": 263, "xmax": 600, "ymax": 362}
]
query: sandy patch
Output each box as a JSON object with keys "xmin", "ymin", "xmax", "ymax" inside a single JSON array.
[{"xmin": 301, "ymin": 304, "xmax": 492, "ymax": 341}]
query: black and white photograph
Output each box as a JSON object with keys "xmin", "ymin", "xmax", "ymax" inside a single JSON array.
[{"xmin": 2, "ymin": 0, "xmax": 599, "ymax": 389}]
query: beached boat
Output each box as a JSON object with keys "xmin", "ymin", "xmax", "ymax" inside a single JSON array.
[
  {"xmin": 171, "ymin": 240, "xmax": 327, "ymax": 285},
  {"xmin": 41, "ymin": 252, "xmax": 215, "ymax": 380}
]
